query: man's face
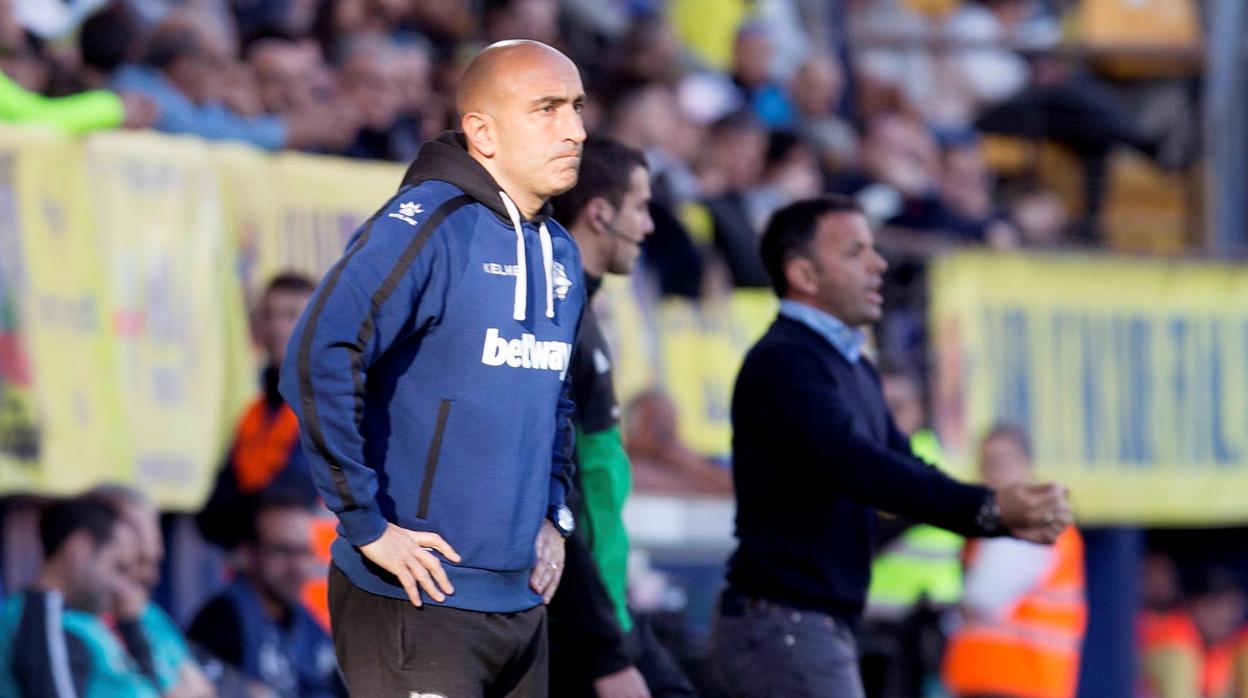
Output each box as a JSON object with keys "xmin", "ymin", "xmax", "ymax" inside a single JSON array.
[
  {"xmin": 249, "ymin": 507, "xmax": 316, "ymax": 608},
  {"xmin": 489, "ymin": 52, "xmax": 587, "ymax": 203},
  {"xmin": 603, "ymin": 166, "xmax": 654, "ymax": 276},
  {"xmin": 257, "ymin": 289, "xmax": 311, "ymax": 367},
  {"xmin": 65, "ymin": 522, "xmax": 132, "ymax": 614},
  {"xmin": 122, "ymin": 505, "xmax": 163, "ymax": 591},
  {"xmin": 252, "ymin": 45, "xmax": 314, "ymax": 115},
  {"xmin": 800, "ymin": 213, "xmax": 887, "ymax": 327},
  {"xmin": 341, "ymin": 50, "xmax": 403, "ymax": 130},
  {"xmin": 979, "ymin": 434, "xmax": 1031, "ymax": 489}
]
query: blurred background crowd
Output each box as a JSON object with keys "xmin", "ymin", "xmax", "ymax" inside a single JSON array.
[{"xmin": 2, "ymin": 0, "xmax": 1244, "ymax": 696}]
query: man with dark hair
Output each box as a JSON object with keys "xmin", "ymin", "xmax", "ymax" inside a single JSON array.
[
  {"xmin": 709, "ymin": 195, "xmax": 1074, "ymax": 696},
  {"xmin": 0, "ymin": 497, "xmax": 160, "ymax": 697},
  {"xmin": 199, "ymin": 271, "xmax": 319, "ymax": 550},
  {"xmin": 87, "ymin": 485, "xmax": 214, "ymax": 697},
  {"xmin": 189, "ymin": 492, "xmax": 343, "ymax": 697},
  {"xmin": 548, "ymin": 137, "xmax": 694, "ymax": 698}
]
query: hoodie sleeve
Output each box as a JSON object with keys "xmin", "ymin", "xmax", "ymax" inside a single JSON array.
[
  {"xmin": 280, "ymin": 191, "xmax": 471, "ymax": 547},
  {"xmin": 548, "ymin": 278, "xmax": 585, "ymax": 512},
  {"xmin": 549, "ymin": 372, "xmax": 576, "ymax": 512}
]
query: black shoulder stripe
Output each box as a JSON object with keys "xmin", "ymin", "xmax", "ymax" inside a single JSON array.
[{"xmin": 297, "ymin": 193, "xmax": 474, "ymax": 511}]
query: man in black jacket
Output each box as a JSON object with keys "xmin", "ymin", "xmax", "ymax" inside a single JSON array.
[{"xmin": 708, "ymin": 195, "xmax": 1073, "ymax": 697}]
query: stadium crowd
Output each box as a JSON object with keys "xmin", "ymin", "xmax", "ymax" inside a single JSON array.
[{"xmin": 0, "ymin": 0, "xmax": 1229, "ymax": 697}]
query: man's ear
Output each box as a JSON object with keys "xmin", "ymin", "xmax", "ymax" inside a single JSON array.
[
  {"xmin": 585, "ymin": 197, "xmax": 614, "ymax": 233},
  {"xmin": 461, "ymin": 111, "xmax": 497, "ymax": 158},
  {"xmin": 785, "ymin": 255, "xmax": 818, "ymax": 296}
]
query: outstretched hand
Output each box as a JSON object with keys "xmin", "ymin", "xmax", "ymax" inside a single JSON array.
[{"xmin": 997, "ymin": 482, "xmax": 1074, "ymax": 544}]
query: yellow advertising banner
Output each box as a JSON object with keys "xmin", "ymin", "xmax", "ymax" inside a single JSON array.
[
  {"xmin": 931, "ymin": 250, "xmax": 1248, "ymax": 524},
  {"xmin": 248, "ymin": 151, "xmax": 403, "ymax": 288},
  {"xmin": 82, "ymin": 132, "xmax": 252, "ymax": 510},
  {"xmin": 0, "ymin": 129, "xmax": 131, "ymax": 496}
]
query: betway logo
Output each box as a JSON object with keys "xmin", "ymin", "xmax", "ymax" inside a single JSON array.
[{"xmin": 481, "ymin": 328, "xmax": 573, "ymax": 379}]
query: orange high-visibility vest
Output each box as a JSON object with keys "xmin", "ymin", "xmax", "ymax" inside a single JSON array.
[
  {"xmin": 231, "ymin": 398, "xmax": 301, "ymax": 494},
  {"xmin": 1140, "ymin": 610, "xmax": 1235, "ymax": 698},
  {"xmin": 1232, "ymin": 626, "xmax": 1248, "ymax": 698},
  {"xmin": 231, "ymin": 396, "xmax": 335, "ymax": 631},
  {"xmin": 942, "ymin": 527, "xmax": 1087, "ymax": 698},
  {"xmin": 300, "ymin": 511, "xmax": 337, "ymax": 632}
]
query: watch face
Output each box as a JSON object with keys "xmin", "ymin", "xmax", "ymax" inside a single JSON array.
[{"xmin": 557, "ymin": 506, "xmax": 575, "ymax": 534}]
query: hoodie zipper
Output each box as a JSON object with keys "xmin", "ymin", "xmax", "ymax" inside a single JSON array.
[{"xmin": 417, "ymin": 399, "xmax": 453, "ymax": 519}]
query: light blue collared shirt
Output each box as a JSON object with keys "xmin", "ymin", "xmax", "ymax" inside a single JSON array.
[{"xmin": 778, "ymin": 299, "xmax": 866, "ymax": 363}]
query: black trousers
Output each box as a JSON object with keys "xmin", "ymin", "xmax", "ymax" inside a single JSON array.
[{"xmin": 328, "ymin": 565, "xmax": 548, "ymax": 697}]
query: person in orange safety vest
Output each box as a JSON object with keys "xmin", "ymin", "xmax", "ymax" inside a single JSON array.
[
  {"xmin": 1140, "ymin": 566, "xmax": 1245, "ymax": 698},
  {"xmin": 942, "ymin": 424, "xmax": 1087, "ymax": 698},
  {"xmin": 196, "ymin": 271, "xmax": 336, "ymax": 629}
]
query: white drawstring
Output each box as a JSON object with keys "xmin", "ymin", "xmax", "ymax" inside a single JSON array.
[
  {"xmin": 538, "ymin": 222, "xmax": 554, "ymax": 319},
  {"xmin": 499, "ymin": 191, "xmax": 527, "ymax": 321},
  {"xmin": 498, "ymin": 191, "xmax": 555, "ymax": 321}
]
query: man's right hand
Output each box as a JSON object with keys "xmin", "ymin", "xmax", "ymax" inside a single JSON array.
[
  {"xmin": 359, "ymin": 523, "xmax": 461, "ymax": 607},
  {"xmin": 594, "ymin": 666, "xmax": 651, "ymax": 698},
  {"xmin": 996, "ymin": 482, "xmax": 1074, "ymax": 544}
]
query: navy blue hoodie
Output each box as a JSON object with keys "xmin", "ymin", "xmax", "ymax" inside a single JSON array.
[{"xmin": 280, "ymin": 132, "xmax": 585, "ymax": 612}]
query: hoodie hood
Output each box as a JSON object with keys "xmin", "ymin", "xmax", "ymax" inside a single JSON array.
[
  {"xmin": 400, "ymin": 131, "xmax": 558, "ymax": 321},
  {"xmin": 400, "ymin": 131, "xmax": 555, "ymax": 224}
]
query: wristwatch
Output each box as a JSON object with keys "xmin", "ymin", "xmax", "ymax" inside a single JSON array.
[
  {"xmin": 548, "ymin": 504, "xmax": 575, "ymax": 537},
  {"xmin": 975, "ymin": 493, "xmax": 1004, "ymax": 536}
]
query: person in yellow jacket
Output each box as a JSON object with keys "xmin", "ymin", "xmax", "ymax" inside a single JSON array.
[
  {"xmin": 942, "ymin": 424, "xmax": 1087, "ymax": 698},
  {"xmin": 862, "ymin": 367, "xmax": 965, "ymax": 698}
]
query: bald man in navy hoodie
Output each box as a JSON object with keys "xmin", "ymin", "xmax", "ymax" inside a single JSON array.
[{"xmin": 281, "ymin": 40, "xmax": 587, "ymax": 696}]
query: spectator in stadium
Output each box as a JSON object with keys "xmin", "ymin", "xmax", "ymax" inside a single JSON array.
[
  {"xmin": 0, "ymin": 497, "xmax": 160, "ymax": 696},
  {"xmin": 87, "ymin": 485, "xmax": 215, "ymax": 698},
  {"xmin": 729, "ymin": 20, "xmax": 795, "ymax": 129},
  {"xmin": 598, "ymin": 78, "xmax": 705, "ymax": 299},
  {"xmin": 548, "ymin": 137, "xmax": 695, "ymax": 697},
  {"xmin": 623, "ymin": 389, "xmax": 733, "ymax": 497},
  {"xmin": 111, "ymin": 11, "xmax": 353, "ymax": 151},
  {"xmin": 198, "ymin": 272, "xmax": 318, "ymax": 551},
  {"xmin": 710, "ymin": 195, "xmax": 1073, "ymax": 697},
  {"xmin": 942, "ymin": 424, "xmax": 1087, "ymax": 698},
  {"xmin": 701, "ymin": 110, "xmax": 771, "ymax": 288},
  {"xmin": 335, "ymin": 35, "xmax": 418, "ymax": 162},
  {"xmin": 1139, "ymin": 566, "xmax": 1246, "ymax": 698},
  {"xmin": 1002, "ymin": 183, "xmax": 1068, "ymax": 247},
  {"xmin": 0, "ymin": 0, "xmax": 156, "ymax": 133},
  {"xmin": 280, "ymin": 40, "xmax": 586, "ymax": 695},
  {"xmin": 935, "ymin": 129, "xmax": 1020, "ymax": 245},
  {"xmin": 860, "ymin": 366, "xmax": 965, "ymax": 698},
  {"xmin": 791, "ymin": 50, "xmax": 856, "ymax": 172},
  {"xmin": 189, "ymin": 492, "xmax": 343, "ymax": 697},
  {"xmin": 247, "ymin": 37, "xmax": 319, "ymax": 117},
  {"xmin": 946, "ymin": 0, "xmax": 1171, "ymax": 235},
  {"xmin": 831, "ymin": 113, "xmax": 969, "ymax": 235},
  {"xmin": 393, "ymin": 40, "xmax": 440, "ymax": 142},
  {"xmin": 749, "ymin": 131, "xmax": 823, "ymax": 235}
]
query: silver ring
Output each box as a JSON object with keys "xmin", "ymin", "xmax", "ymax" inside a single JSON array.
[{"xmin": 546, "ymin": 560, "xmax": 559, "ymax": 570}]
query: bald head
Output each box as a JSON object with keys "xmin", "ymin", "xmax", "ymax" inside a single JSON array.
[
  {"xmin": 456, "ymin": 40, "xmax": 576, "ymax": 118},
  {"xmin": 456, "ymin": 40, "xmax": 587, "ymax": 218}
]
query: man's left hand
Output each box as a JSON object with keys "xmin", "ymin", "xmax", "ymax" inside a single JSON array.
[{"xmin": 529, "ymin": 519, "xmax": 565, "ymax": 603}]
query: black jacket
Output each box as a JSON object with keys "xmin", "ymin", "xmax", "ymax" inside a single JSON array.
[{"xmin": 726, "ymin": 316, "xmax": 994, "ymax": 622}]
